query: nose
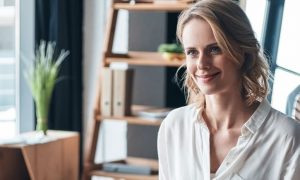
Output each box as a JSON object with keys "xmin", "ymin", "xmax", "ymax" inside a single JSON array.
[{"xmin": 196, "ymin": 53, "xmax": 210, "ymax": 70}]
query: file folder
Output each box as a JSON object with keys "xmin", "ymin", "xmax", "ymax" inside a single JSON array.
[
  {"xmin": 100, "ymin": 68, "xmax": 113, "ymax": 116},
  {"xmin": 113, "ymin": 69, "xmax": 134, "ymax": 116}
]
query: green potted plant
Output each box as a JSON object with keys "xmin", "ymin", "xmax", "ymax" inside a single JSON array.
[
  {"xmin": 24, "ymin": 41, "xmax": 69, "ymax": 135},
  {"xmin": 158, "ymin": 43, "xmax": 185, "ymax": 61}
]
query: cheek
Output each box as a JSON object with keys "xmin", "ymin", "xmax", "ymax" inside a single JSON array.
[
  {"xmin": 186, "ymin": 60, "xmax": 196, "ymax": 75},
  {"xmin": 222, "ymin": 62, "xmax": 242, "ymax": 83}
]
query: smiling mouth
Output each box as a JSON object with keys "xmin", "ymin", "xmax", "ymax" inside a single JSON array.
[{"xmin": 195, "ymin": 72, "xmax": 220, "ymax": 83}]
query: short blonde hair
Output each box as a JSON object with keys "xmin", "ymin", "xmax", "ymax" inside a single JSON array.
[{"xmin": 176, "ymin": 0, "xmax": 270, "ymax": 107}]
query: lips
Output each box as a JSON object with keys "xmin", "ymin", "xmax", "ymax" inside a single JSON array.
[{"xmin": 195, "ymin": 72, "xmax": 220, "ymax": 83}]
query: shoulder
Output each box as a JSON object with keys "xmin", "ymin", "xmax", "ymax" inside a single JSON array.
[
  {"xmin": 158, "ymin": 104, "xmax": 199, "ymax": 137},
  {"xmin": 167, "ymin": 104, "xmax": 197, "ymax": 117},
  {"xmin": 269, "ymin": 108, "xmax": 300, "ymax": 144},
  {"xmin": 163, "ymin": 104, "xmax": 199, "ymax": 127}
]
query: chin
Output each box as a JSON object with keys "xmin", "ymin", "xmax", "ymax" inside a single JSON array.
[{"xmin": 198, "ymin": 87, "xmax": 217, "ymax": 95}]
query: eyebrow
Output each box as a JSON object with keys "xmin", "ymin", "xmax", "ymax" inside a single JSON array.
[
  {"xmin": 206, "ymin": 42, "xmax": 218, "ymax": 48},
  {"xmin": 184, "ymin": 42, "xmax": 219, "ymax": 50}
]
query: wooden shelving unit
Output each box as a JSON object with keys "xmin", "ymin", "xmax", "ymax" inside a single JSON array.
[
  {"xmin": 106, "ymin": 51, "xmax": 183, "ymax": 67},
  {"xmin": 90, "ymin": 171, "xmax": 158, "ymax": 180},
  {"xmin": 83, "ymin": 1, "xmax": 190, "ymax": 180},
  {"xmin": 113, "ymin": 2, "xmax": 190, "ymax": 11},
  {"xmin": 88, "ymin": 157, "xmax": 158, "ymax": 180},
  {"xmin": 96, "ymin": 115, "xmax": 162, "ymax": 126}
]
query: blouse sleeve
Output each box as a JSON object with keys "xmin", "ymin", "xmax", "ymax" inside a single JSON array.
[
  {"xmin": 282, "ymin": 136, "xmax": 300, "ymax": 180},
  {"xmin": 157, "ymin": 120, "xmax": 169, "ymax": 180}
]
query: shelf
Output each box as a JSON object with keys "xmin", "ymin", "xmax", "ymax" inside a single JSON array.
[
  {"xmin": 89, "ymin": 157, "xmax": 158, "ymax": 180},
  {"xmin": 90, "ymin": 170, "xmax": 158, "ymax": 180},
  {"xmin": 106, "ymin": 51, "xmax": 184, "ymax": 67},
  {"xmin": 96, "ymin": 105, "xmax": 168, "ymax": 126},
  {"xmin": 114, "ymin": 2, "xmax": 190, "ymax": 11},
  {"xmin": 96, "ymin": 115, "xmax": 162, "ymax": 126}
]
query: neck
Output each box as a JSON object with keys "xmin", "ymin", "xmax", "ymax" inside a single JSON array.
[{"xmin": 203, "ymin": 94, "xmax": 258, "ymax": 131}]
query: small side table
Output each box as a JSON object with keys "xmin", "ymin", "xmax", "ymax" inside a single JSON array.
[{"xmin": 0, "ymin": 130, "xmax": 79, "ymax": 180}]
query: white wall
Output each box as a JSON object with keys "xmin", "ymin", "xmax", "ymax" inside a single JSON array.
[
  {"xmin": 83, "ymin": 0, "xmax": 128, "ymax": 163},
  {"xmin": 83, "ymin": 0, "xmax": 106, "ymax": 162}
]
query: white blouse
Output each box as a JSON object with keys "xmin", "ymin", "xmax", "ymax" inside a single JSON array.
[{"xmin": 157, "ymin": 100, "xmax": 300, "ymax": 180}]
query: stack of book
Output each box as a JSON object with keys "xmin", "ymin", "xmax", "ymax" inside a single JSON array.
[
  {"xmin": 102, "ymin": 162, "xmax": 157, "ymax": 175},
  {"xmin": 133, "ymin": 105, "xmax": 172, "ymax": 121}
]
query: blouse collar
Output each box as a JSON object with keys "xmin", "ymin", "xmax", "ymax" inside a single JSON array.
[
  {"xmin": 195, "ymin": 99, "xmax": 272, "ymax": 135},
  {"xmin": 242, "ymin": 99, "xmax": 271, "ymax": 135}
]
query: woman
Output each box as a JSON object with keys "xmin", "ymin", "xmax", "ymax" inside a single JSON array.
[{"xmin": 157, "ymin": 0, "xmax": 300, "ymax": 179}]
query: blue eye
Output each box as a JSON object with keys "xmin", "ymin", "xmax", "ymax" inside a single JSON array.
[
  {"xmin": 208, "ymin": 46, "xmax": 222, "ymax": 55},
  {"xmin": 185, "ymin": 49, "xmax": 198, "ymax": 58}
]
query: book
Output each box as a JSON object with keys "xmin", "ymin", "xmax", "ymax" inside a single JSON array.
[
  {"xmin": 113, "ymin": 69, "xmax": 134, "ymax": 116},
  {"xmin": 133, "ymin": 105, "xmax": 172, "ymax": 120},
  {"xmin": 100, "ymin": 68, "xmax": 113, "ymax": 116},
  {"xmin": 102, "ymin": 163, "xmax": 155, "ymax": 175}
]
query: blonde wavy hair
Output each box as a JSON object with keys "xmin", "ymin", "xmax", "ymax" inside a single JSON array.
[{"xmin": 176, "ymin": 0, "xmax": 270, "ymax": 108}]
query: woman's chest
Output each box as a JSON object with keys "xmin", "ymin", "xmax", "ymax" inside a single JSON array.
[{"xmin": 210, "ymin": 130, "xmax": 241, "ymax": 172}]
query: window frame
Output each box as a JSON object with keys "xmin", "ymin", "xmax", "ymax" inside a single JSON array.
[
  {"xmin": 18, "ymin": 0, "xmax": 35, "ymax": 133},
  {"xmin": 262, "ymin": 0, "xmax": 285, "ymax": 100}
]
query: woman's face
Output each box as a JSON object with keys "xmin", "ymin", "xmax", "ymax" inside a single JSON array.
[{"xmin": 182, "ymin": 18, "xmax": 241, "ymax": 96}]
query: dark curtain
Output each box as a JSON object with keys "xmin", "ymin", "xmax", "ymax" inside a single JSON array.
[{"xmin": 35, "ymin": 0, "xmax": 83, "ymax": 139}]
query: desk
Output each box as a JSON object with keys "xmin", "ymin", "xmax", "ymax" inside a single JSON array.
[{"xmin": 0, "ymin": 130, "xmax": 79, "ymax": 180}]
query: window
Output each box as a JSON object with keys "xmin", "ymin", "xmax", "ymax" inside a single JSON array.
[
  {"xmin": 244, "ymin": 0, "xmax": 267, "ymax": 42},
  {"xmin": 0, "ymin": 0, "xmax": 18, "ymax": 138},
  {"xmin": 244, "ymin": 0, "xmax": 300, "ymax": 117},
  {"xmin": 271, "ymin": 1, "xmax": 300, "ymax": 114},
  {"xmin": 0, "ymin": 0, "xmax": 34, "ymax": 138}
]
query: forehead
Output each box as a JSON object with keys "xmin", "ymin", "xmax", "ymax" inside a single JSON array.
[{"xmin": 182, "ymin": 18, "xmax": 217, "ymax": 48}]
